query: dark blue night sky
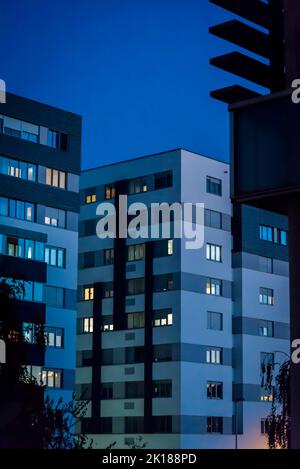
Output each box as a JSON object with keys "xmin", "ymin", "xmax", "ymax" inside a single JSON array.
[{"xmin": 0, "ymin": 0, "xmax": 265, "ymax": 169}]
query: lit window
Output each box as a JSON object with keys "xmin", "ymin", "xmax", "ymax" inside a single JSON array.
[
  {"xmin": 206, "ymin": 347, "xmax": 222, "ymax": 364},
  {"xmin": 206, "ymin": 243, "xmax": 222, "ymax": 262},
  {"xmin": 127, "ymin": 244, "xmax": 145, "ymax": 261},
  {"xmin": 153, "ymin": 309, "xmax": 173, "ymax": 327},
  {"xmin": 259, "ymin": 287, "xmax": 274, "ymax": 306},
  {"xmin": 45, "ymin": 167, "xmax": 66, "ymax": 189},
  {"xmin": 84, "ymin": 287, "xmax": 94, "ymax": 301},
  {"xmin": 45, "ymin": 327, "xmax": 64, "ymax": 348},
  {"xmin": 86, "ymin": 194, "xmax": 97, "ymax": 204},
  {"xmin": 206, "ymin": 278, "xmax": 222, "ymax": 296},
  {"xmin": 83, "ymin": 317, "xmax": 93, "ymax": 333},
  {"xmin": 105, "ymin": 185, "xmax": 115, "ymax": 199},
  {"xmin": 167, "ymin": 240, "xmax": 173, "ymax": 256}
]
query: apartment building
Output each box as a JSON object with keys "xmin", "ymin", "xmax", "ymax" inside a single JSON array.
[
  {"xmin": 0, "ymin": 92, "xmax": 81, "ymax": 403},
  {"xmin": 77, "ymin": 148, "xmax": 289, "ymax": 449}
]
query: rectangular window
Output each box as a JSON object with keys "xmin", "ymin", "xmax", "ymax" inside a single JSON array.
[
  {"xmin": 204, "ymin": 209, "xmax": 222, "ymax": 229},
  {"xmin": 259, "ymin": 225, "xmax": 274, "ymax": 242},
  {"xmin": 207, "ymin": 311, "xmax": 223, "ymax": 331},
  {"xmin": 153, "ymin": 380, "xmax": 172, "ymax": 398},
  {"xmin": 44, "ymin": 207, "xmax": 65, "ymax": 228},
  {"xmin": 206, "ymin": 347, "xmax": 222, "ymax": 364},
  {"xmin": 153, "ymin": 309, "xmax": 173, "ymax": 327},
  {"xmin": 206, "ymin": 176, "xmax": 222, "ymax": 196},
  {"xmin": 207, "ymin": 416, "xmax": 223, "ymax": 434},
  {"xmin": 153, "ymin": 274, "xmax": 174, "ymax": 292},
  {"xmin": 259, "ymin": 256, "xmax": 273, "ymax": 274},
  {"xmin": 279, "ymin": 229, "xmax": 287, "ymax": 246},
  {"xmin": 45, "ymin": 167, "xmax": 66, "ymax": 189},
  {"xmin": 85, "ymin": 193, "xmax": 97, "ymax": 204},
  {"xmin": 259, "ymin": 287, "xmax": 274, "ymax": 305},
  {"xmin": 105, "ymin": 184, "xmax": 115, "ymax": 200},
  {"xmin": 154, "ymin": 171, "xmax": 173, "ymax": 190},
  {"xmin": 84, "ymin": 287, "xmax": 94, "ymax": 301},
  {"xmin": 103, "ymin": 248, "xmax": 114, "ymax": 265},
  {"xmin": 126, "ymin": 278, "xmax": 145, "ymax": 295},
  {"xmin": 45, "ymin": 327, "xmax": 64, "ymax": 348},
  {"xmin": 128, "ymin": 177, "xmax": 148, "ymax": 195},
  {"xmin": 41, "ymin": 368, "xmax": 62, "ymax": 388},
  {"xmin": 0, "ymin": 156, "xmax": 37, "ymax": 182},
  {"xmin": 47, "ymin": 129, "xmax": 60, "ymax": 149},
  {"xmin": 43, "ymin": 286, "xmax": 64, "ymax": 308},
  {"xmin": 83, "ymin": 317, "xmax": 93, "ymax": 333},
  {"xmin": 103, "ymin": 282, "xmax": 114, "ymax": 298},
  {"xmin": 127, "ymin": 312, "xmax": 145, "ymax": 329},
  {"xmin": 127, "ymin": 244, "xmax": 145, "ymax": 261},
  {"xmin": 207, "ymin": 382, "xmax": 223, "ymax": 399},
  {"xmin": 22, "ymin": 322, "xmax": 37, "ymax": 344},
  {"xmin": 259, "ymin": 320, "xmax": 274, "ymax": 337},
  {"xmin": 102, "ymin": 316, "xmax": 114, "ymax": 332},
  {"xmin": 45, "ymin": 246, "xmax": 65, "ymax": 268},
  {"xmin": 206, "ymin": 243, "xmax": 222, "ymax": 262},
  {"xmin": 206, "ymin": 278, "xmax": 222, "ymax": 296},
  {"xmin": 153, "ymin": 344, "xmax": 173, "ymax": 362},
  {"xmin": 125, "ymin": 381, "xmax": 144, "ymax": 399},
  {"xmin": 261, "ymin": 418, "xmax": 270, "ymax": 435},
  {"xmin": 167, "ymin": 239, "xmax": 173, "ymax": 255},
  {"xmin": 101, "ymin": 383, "xmax": 113, "ymax": 400}
]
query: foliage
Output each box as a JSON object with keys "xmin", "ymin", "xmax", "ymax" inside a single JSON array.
[
  {"xmin": 125, "ymin": 436, "xmax": 148, "ymax": 449},
  {"xmin": 261, "ymin": 355, "xmax": 290, "ymax": 449}
]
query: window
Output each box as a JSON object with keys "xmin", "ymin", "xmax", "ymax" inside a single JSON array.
[
  {"xmin": 102, "ymin": 316, "xmax": 114, "ymax": 331},
  {"xmin": 41, "ymin": 369, "xmax": 62, "ymax": 388},
  {"xmin": 153, "ymin": 309, "xmax": 173, "ymax": 327},
  {"xmin": 0, "ymin": 156, "xmax": 36, "ymax": 181},
  {"xmin": 259, "ymin": 287, "xmax": 274, "ymax": 305},
  {"xmin": 104, "ymin": 248, "xmax": 114, "ymax": 265},
  {"xmin": 152, "ymin": 416, "xmax": 172, "ymax": 433},
  {"xmin": 101, "ymin": 383, "xmax": 113, "ymax": 400},
  {"xmin": 25, "ymin": 365, "xmax": 42, "ymax": 384},
  {"xmin": 128, "ymin": 177, "xmax": 148, "ymax": 195},
  {"xmin": 207, "ymin": 311, "xmax": 223, "ymax": 331},
  {"xmin": 127, "ymin": 244, "xmax": 145, "ymax": 261},
  {"xmin": 153, "ymin": 380, "xmax": 172, "ymax": 398},
  {"xmin": 259, "ymin": 225, "xmax": 273, "ymax": 242},
  {"xmin": 46, "ymin": 167, "xmax": 66, "ymax": 189},
  {"xmin": 126, "ymin": 278, "xmax": 145, "ymax": 295},
  {"xmin": 44, "ymin": 207, "xmax": 65, "ymax": 228},
  {"xmin": 260, "ymin": 225, "xmax": 288, "ymax": 246},
  {"xmin": 125, "ymin": 381, "xmax": 144, "ymax": 399},
  {"xmin": 45, "ymin": 246, "xmax": 65, "ymax": 268},
  {"xmin": 1, "ymin": 197, "xmax": 35, "ymax": 222},
  {"xmin": 206, "ymin": 278, "xmax": 222, "ymax": 296},
  {"xmin": 207, "ymin": 176, "xmax": 222, "ymax": 196},
  {"xmin": 206, "ymin": 243, "xmax": 222, "ymax": 262},
  {"xmin": 167, "ymin": 239, "xmax": 173, "ymax": 255},
  {"xmin": 207, "ymin": 416, "xmax": 223, "ymax": 434},
  {"xmin": 154, "ymin": 171, "xmax": 173, "ymax": 190},
  {"xmin": 103, "ymin": 282, "xmax": 114, "ymax": 298},
  {"xmin": 83, "ymin": 317, "xmax": 93, "ymax": 333},
  {"xmin": 83, "ymin": 251, "xmax": 95, "ymax": 268},
  {"xmin": 259, "ymin": 256, "xmax": 273, "ymax": 274},
  {"xmin": 259, "ymin": 320, "xmax": 274, "ymax": 337},
  {"xmin": 125, "ymin": 417, "xmax": 144, "ymax": 434},
  {"xmin": 47, "ymin": 129, "xmax": 60, "ymax": 149},
  {"xmin": 205, "ymin": 209, "xmax": 222, "ymax": 229},
  {"xmin": 153, "ymin": 344, "xmax": 173, "ymax": 362},
  {"xmin": 43, "ymin": 286, "xmax": 64, "ymax": 308},
  {"xmin": 207, "ymin": 382, "xmax": 223, "ymax": 399},
  {"xmin": 260, "ymin": 388, "xmax": 273, "ymax": 402},
  {"xmin": 22, "ymin": 322, "xmax": 39, "ymax": 344},
  {"xmin": 85, "ymin": 193, "xmax": 97, "ymax": 204},
  {"xmin": 45, "ymin": 327, "xmax": 64, "ymax": 348},
  {"xmin": 0, "ymin": 234, "xmax": 44, "ymax": 262},
  {"xmin": 279, "ymin": 229, "xmax": 287, "ymax": 246},
  {"xmin": 153, "ymin": 274, "xmax": 174, "ymax": 292},
  {"xmin": 261, "ymin": 418, "xmax": 270, "ymax": 435},
  {"xmin": 206, "ymin": 347, "xmax": 222, "ymax": 364},
  {"xmin": 105, "ymin": 184, "xmax": 115, "ymax": 199},
  {"xmin": 84, "ymin": 287, "xmax": 94, "ymax": 301},
  {"xmin": 1, "ymin": 278, "xmax": 43, "ymax": 303},
  {"xmin": 127, "ymin": 312, "xmax": 145, "ymax": 329},
  {"xmin": 0, "ymin": 116, "xmax": 39, "ymax": 143},
  {"xmin": 261, "ymin": 352, "xmax": 274, "ymax": 369}
]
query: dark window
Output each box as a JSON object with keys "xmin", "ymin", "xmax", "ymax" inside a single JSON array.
[
  {"xmin": 128, "ymin": 177, "xmax": 148, "ymax": 194},
  {"xmin": 84, "ymin": 219, "xmax": 96, "ymax": 237},
  {"xmin": 207, "ymin": 382, "xmax": 223, "ymax": 399},
  {"xmin": 259, "ymin": 256, "xmax": 273, "ymax": 274},
  {"xmin": 205, "ymin": 209, "xmax": 222, "ymax": 229},
  {"xmin": 207, "ymin": 311, "xmax": 223, "ymax": 331},
  {"xmin": 207, "ymin": 416, "xmax": 223, "ymax": 433},
  {"xmin": 102, "ymin": 349, "xmax": 114, "ymax": 365},
  {"xmin": 153, "ymin": 344, "xmax": 173, "ymax": 362},
  {"xmin": 83, "ymin": 251, "xmax": 95, "ymax": 268},
  {"xmin": 152, "ymin": 416, "xmax": 172, "ymax": 433},
  {"xmin": 153, "ymin": 380, "xmax": 172, "ymax": 397},
  {"xmin": 104, "ymin": 248, "xmax": 114, "ymax": 265},
  {"xmin": 259, "ymin": 320, "xmax": 274, "ymax": 337},
  {"xmin": 127, "ymin": 312, "xmax": 145, "ymax": 329},
  {"xmin": 206, "ymin": 176, "xmax": 222, "ymax": 196},
  {"xmin": 261, "ymin": 418, "xmax": 270, "ymax": 435},
  {"xmin": 125, "ymin": 417, "xmax": 144, "ymax": 433},
  {"xmin": 126, "ymin": 278, "xmax": 145, "ymax": 295},
  {"xmin": 103, "ymin": 282, "xmax": 114, "ymax": 298},
  {"xmin": 126, "ymin": 346, "xmax": 144, "ymax": 364},
  {"xmin": 60, "ymin": 133, "xmax": 68, "ymax": 151},
  {"xmin": 81, "ymin": 351, "xmax": 93, "ymax": 367},
  {"xmin": 101, "ymin": 383, "xmax": 113, "ymax": 399},
  {"xmin": 153, "ymin": 274, "xmax": 175, "ymax": 292},
  {"xmin": 154, "ymin": 171, "xmax": 173, "ymax": 190},
  {"xmin": 100, "ymin": 417, "xmax": 112, "ymax": 433},
  {"xmin": 125, "ymin": 381, "xmax": 144, "ymax": 399},
  {"xmin": 44, "ymin": 286, "xmax": 65, "ymax": 308}
]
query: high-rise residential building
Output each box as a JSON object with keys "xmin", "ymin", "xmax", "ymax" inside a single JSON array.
[
  {"xmin": 0, "ymin": 92, "xmax": 81, "ymax": 403},
  {"xmin": 77, "ymin": 148, "xmax": 289, "ymax": 449}
]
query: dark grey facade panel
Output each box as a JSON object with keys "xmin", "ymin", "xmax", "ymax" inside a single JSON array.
[{"xmin": 0, "ymin": 254, "xmax": 47, "ymax": 283}]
